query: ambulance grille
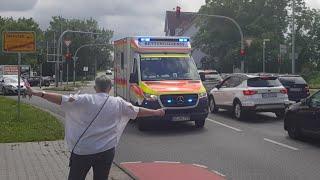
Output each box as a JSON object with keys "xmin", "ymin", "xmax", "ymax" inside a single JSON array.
[{"xmin": 160, "ymin": 94, "xmax": 198, "ymax": 107}]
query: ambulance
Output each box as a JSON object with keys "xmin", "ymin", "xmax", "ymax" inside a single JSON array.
[{"xmin": 114, "ymin": 36, "xmax": 209, "ymax": 130}]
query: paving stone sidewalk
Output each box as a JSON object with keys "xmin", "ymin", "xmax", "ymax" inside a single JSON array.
[{"xmin": 0, "ymin": 141, "xmax": 133, "ymax": 180}]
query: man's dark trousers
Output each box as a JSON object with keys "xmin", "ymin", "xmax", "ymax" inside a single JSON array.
[{"xmin": 68, "ymin": 147, "xmax": 115, "ymax": 180}]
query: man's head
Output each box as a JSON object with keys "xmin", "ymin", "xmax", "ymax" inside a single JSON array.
[{"xmin": 94, "ymin": 75, "xmax": 112, "ymax": 93}]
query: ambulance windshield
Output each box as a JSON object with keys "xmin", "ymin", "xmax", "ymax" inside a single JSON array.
[{"xmin": 140, "ymin": 56, "xmax": 200, "ymax": 81}]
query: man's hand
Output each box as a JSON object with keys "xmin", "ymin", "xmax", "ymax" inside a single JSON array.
[
  {"xmin": 154, "ymin": 109, "xmax": 165, "ymax": 117},
  {"xmin": 25, "ymin": 81, "xmax": 33, "ymax": 99}
]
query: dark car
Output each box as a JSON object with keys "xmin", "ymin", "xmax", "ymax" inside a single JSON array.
[
  {"xmin": 284, "ymin": 90, "xmax": 320, "ymax": 139},
  {"xmin": 27, "ymin": 76, "xmax": 50, "ymax": 87},
  {"xmin": 199, "ymin": 70, "xmax": 222, "ymax": 93},
  {"xmin": 278, "ymin": 75, "xmax": 310, "ymax": 102}
]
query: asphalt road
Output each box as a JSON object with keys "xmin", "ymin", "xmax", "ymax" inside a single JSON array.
[{"xmin": 6, "ymin": 79, "xmax": 320, "ymax": 180}]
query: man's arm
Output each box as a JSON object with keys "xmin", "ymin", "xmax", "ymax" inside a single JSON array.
[
  {"xmin": 26, "ymin": 83, "xmax": 65, "ymax": 105},
  {"xmin": 32, "ymin": 91, "xmax": 63, "ymax": 105},
  {"xmin": 137, "ymin": 107, "xmax": 165, "ymax": 118}
]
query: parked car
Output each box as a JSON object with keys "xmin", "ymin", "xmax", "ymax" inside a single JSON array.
[
  {"xmin": 277, "ymin": 75, "xmax": 310, "ymax": 102},
  {"xmin": 199, "ymin": 70, "xmax": 223, "ymax": 93},
  {"xmin": 43, "ymin": 76, "xmax": 55, "ymax": 83},
  {"xmin": 106, "ymin": 69, "xmax": 112, "ymax": 75},
  {"xmin": 27, "ymin": 76, "xmax": 50, "ymax": 87},
  {"xmin": 284, "ymin": 90, "xmax": 320, "ymax": 139},
  {"xmin": 209, "ymin": 74, "xmax": 290, "ymax": 120},
  {"xmin": 0, "ymin": 75, "xmax": 26, "ymax": 95}
]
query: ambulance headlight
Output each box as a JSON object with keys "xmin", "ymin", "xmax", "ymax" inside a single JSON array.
[
  {"xmin": 144, "ymin": 93, "xmax": 158, "ymax": 101},
  {"xmin": 198, "ymin": 92, "xmax": 207, "ymax": 98}
]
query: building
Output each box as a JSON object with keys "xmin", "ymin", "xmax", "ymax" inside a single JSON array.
[{"xmin": 164, "ymin": 11, "xmax": 208, "ymax": 68}]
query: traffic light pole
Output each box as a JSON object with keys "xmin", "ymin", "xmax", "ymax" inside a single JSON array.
[
  {"xmin": 72, "ymin": 43, "xmax": 109, "ymax": 86},
  {"xmin": 183, "ymin": 12, "xmax": 245, "ymax": 72},
  {"xmin": 55, "ymin": 30, "xmax": 103, "ymax": 87}
]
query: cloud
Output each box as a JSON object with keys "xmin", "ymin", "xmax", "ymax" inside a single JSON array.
[
  {"xmin": 306, "ymin": 0, "xmax": 320, "ymax": 8},
  {"xmin": 0, "ymin": 0, "xmax": 38, "ymax": 11},
  {"xmin": 0, "ymin": 0, "xmax": 204, "ymax": 39}
]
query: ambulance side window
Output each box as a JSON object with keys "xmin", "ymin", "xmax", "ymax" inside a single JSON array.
[{"xmin": 121, "ymin": 52, "xmax": 124, "ymax": 69}]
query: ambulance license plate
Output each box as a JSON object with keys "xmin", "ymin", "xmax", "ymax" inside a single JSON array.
[{"xmin": 172, "ymin": 116, "xmax": 190, "ymax": 122}]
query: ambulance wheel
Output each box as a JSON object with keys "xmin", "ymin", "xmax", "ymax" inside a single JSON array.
[
  {"xmin": 195, "ymin": 119, "xmax": 206, "ymax": 128},
  {"xmin": 138, "ymin": 119, "xmax": 149, "ymax": 131}
]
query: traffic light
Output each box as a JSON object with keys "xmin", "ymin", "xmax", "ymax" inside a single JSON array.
[
  {"xmin": 240, "ymin": 49, "xmax": 245, "ymax": 56},
  {"xmin": 176, "ymin": 6, "xmax": 181, "ymax": 17},
  {"xmin": 59, "ymin": 63, "xmax": 62, "ymax": 70},
  {"xmin": 65, "ymin": 52, "xmax": 72, "ymax": 61}
]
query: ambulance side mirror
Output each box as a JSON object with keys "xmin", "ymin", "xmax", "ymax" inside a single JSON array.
[{"xmin": 129, "ymin": 73, "xmax": 138, "ymax": 84}]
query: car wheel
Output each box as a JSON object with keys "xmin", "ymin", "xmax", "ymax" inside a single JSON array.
[
  {"xmin": 209, "ymin": 96, "xmax": 219, "ymax": 113},
  {"xmin": 195, "ymin": 119, "xmax": 206, "ymax": 128},
  {"xmin": 233, "ymin": 101, "xmax": 245, "ymax": 120},
  {"xmin": 287, "ymin": 121, "xmax": 302, "ymax": 140}
]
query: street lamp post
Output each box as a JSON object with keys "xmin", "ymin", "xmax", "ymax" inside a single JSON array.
[
  {"xmin": 72, "ymin": 43, "xmax": 109, "ymax": 86},
  {"xmin": 263, "ymin": 39, "xmax": 270, "ymax": 73},
  {"xmin": 292, "ymin": 0, "xmax": 296, "ymax": 74},
  {"xmin": 55, "ymin": 30, "xmax": 102, "ymax": 87},
  {"xmin": 183, "ymin": 12, "xmax": 245, "ymax": 72}
]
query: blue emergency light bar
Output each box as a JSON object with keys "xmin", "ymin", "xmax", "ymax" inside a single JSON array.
[{"xmin": 138, "ymin": 37, "xmax": 189, "ymax": 42}]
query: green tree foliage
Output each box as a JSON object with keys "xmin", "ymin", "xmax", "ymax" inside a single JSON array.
[
  {"xmin": 0, "ymin": 17, "xmax": 43, "ymax": 69},
  {"xmin": 193, "ymin": 0, "xmax": 320, "ymax": 73},
  {"xmin": 44, "ymin": 16, "xmax": 113, "ymax": 80}
]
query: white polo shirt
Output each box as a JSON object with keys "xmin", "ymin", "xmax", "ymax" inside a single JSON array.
[{"xmin": 61, "ymin": 93, "xmax": 139, "ymax": 155}]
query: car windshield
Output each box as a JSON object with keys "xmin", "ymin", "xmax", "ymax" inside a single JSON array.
[
  {"xmin": 140, "ymin": 56, "xmax": 200, "ymax": 81},
  {"xmin": 205, "ymin": 74, "xmax": 222, "ymax": 81},
  {"xmin": 279, "ymin": 76, "xmax": 307, "ymax": 85},
  {"xmin": 247, "ymin": 77, "xmax": 282, "ymax": 87}
]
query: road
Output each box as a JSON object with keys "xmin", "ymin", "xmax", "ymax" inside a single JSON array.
[{"xmin": 6, "ymin": 79, "xmax": 320, "ymax": 180}]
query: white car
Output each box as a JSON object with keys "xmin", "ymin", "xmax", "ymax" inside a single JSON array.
[
  {"xmin": 208, "ymin": 74, "xmax": 290, "ymax": 120},
  {"xmin": 0, "ymin": 75, "xmax": 26, "ymax": 95}
]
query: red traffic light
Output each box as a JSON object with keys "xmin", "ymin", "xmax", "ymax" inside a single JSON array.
[
  {"xmin": 240, "ymin": 49, "xmax": 245, "ymax": 56},
  {"xmin": 176, "ymin": 6, "xmax": 181, "ymax": 17},
  {"xmin": 65, "ymin": 52, "xmax": 72, "ymax": 60}
]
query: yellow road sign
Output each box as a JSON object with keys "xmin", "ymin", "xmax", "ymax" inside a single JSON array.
[{"xmin": 2, "ymin": 31, "xmax": 36, "ymax": 53}]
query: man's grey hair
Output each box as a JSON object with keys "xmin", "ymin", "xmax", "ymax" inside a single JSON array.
[{"xmin": 95, "ymin": 75, "xmax": 112, "ymax": 91}]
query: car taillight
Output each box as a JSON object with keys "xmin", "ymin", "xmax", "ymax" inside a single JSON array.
[
  {"xmin": 243, "ymin": 90, "xmax": 257, "ymax": 96},
  {"xmin": 280, "ymin": 88, "xmax": 288, "ymax": 94}
]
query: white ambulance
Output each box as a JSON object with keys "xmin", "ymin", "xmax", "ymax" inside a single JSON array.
[{"xmin": 114, "ymin": 37, "xmax": 209, "ymax": 130}]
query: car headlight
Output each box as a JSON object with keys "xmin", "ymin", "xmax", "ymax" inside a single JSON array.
[
  {"xmin": 199, "ymin": 92, "xmax": 207, "ymax": 98},
  {"xmin": 144, "ymin": 93, "xmax": 158, "ymax": 101}
]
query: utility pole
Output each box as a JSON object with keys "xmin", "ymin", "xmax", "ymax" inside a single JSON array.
[
  {"xmin": 263, "ymin": 39, "xmax": 270, "ymax": 73},
  {"xmin": 292, "ymin": 0, "xmax": 296, "ymax": 74}
]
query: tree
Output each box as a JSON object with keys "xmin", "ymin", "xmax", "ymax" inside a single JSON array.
[{"xmin": 193, "ymin": 0, "xmax": 290, "ymax": 73}]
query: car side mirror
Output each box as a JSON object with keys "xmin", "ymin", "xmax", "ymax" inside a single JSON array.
[
  {"xmin": 1, "ymin": 80, "xmax": 4, "ymax": 83},
  {"xmin": 200, "ymin": 73, "xmax": 205, "ymax": 81},
  {"xmin": 129, "ymin": 73, "xmax": 138, "ymax": 84}
]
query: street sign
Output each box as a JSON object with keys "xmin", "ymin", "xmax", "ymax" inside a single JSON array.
[
  {"xmin": 2, "ymin": 31, "xmax": 36, "ymax": 53},
  {"xmin": 83, "ymin": 66, "xmax": 88, "ymax": 72},
  {"xmin": 64, "ymin": 40, "xmax": 72, "ymax": 47}
]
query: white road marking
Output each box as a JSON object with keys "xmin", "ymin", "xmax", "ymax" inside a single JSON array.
[
  {"xmin": 192, "ymin": 164, "xmax": 208, "ymax": 169},
  {"xmin": 153, "ymin": 161, "xmax": 181, "ymax": 163},
  {"xmin": 263, "ymin": 138, "xmax": 299, "ymax": 151},
  {"xmin": 212, "ymin": 170, "xmax": 226, "ymax": 177},
  {"xmin": 207, "ymin": 118, "xmax": 243, "ymax": 132}
]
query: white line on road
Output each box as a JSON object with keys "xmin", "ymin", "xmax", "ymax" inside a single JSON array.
[
  {"xmin": 207, "ymin": 118, "xmax": 243, "ymax": 132},
  {"xmin": 153, "ymin": 161, "xmax": 181, "ymax": 164},
  {"xmin": 263, "ymin": 138, "xmax": 299, "ymax": 151}
]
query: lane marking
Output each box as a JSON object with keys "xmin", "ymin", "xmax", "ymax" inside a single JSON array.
[
  {"xmin": 263, "ymin": 138, "xmax": 299, "ymax": 151},
  {"xmin": 192, "ymin": 164, "xmax": 208, "ymax": 169},
  {"xmin": 153, "ymin": 161, "xmax": 181, "ymax": 163},
  {"xmin": 212, "ymin": 170, "xmax": 226, "ymax": 177},
  {"xmin": 207, "ymin": 118, "xmax": 243, "ymax": 132}
]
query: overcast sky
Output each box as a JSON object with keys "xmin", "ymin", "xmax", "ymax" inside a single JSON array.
[{"xmin": 0, "ymin": 0, "xmax": 319, "ymax": 39}]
